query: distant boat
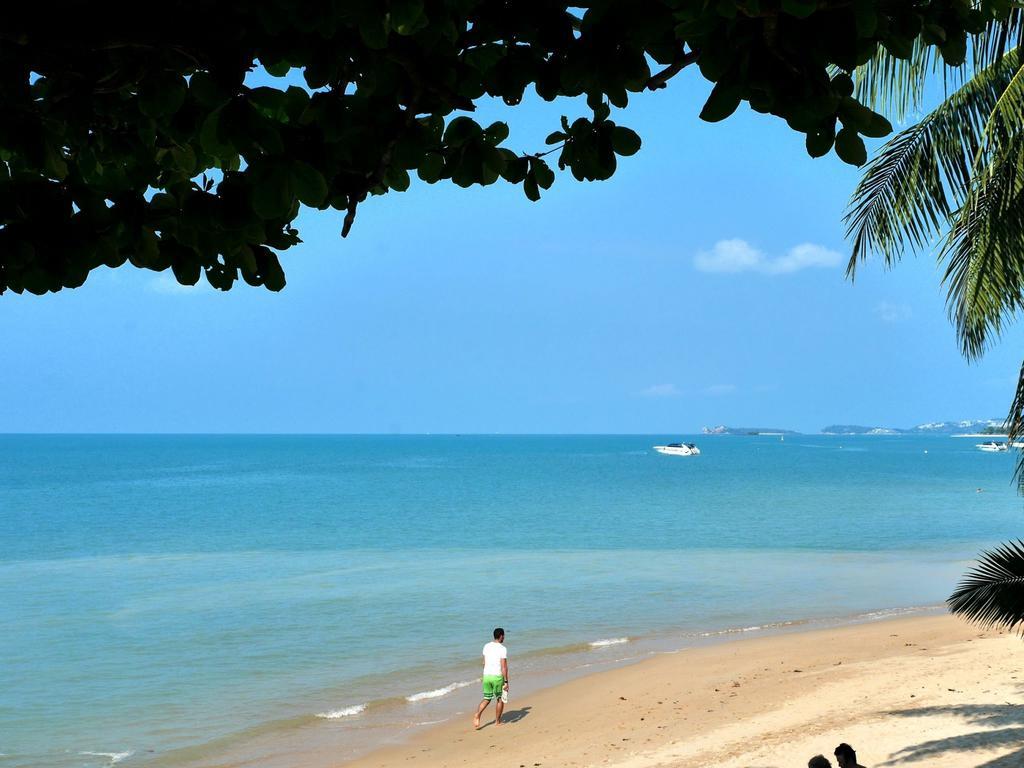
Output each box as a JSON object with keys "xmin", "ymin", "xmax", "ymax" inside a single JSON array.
[
  {"xmin": 654, "ymin": 442, "xmax": 700, "ymax": 456},
  {"xmin": 976, "ymin": 441, "xmax": 1009, "ymax": 452}
]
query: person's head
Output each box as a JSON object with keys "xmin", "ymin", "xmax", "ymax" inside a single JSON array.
[
  {"xmin": 493, "ymin": 627, "xmax": 505, "ymax": 642},
  {"xmin": 834, "ymin": 744, "xmax": 857, "ymax": 767},
  {"xmin": 808, "ymin": 755, "xmax": 832, "ymax": 768}
]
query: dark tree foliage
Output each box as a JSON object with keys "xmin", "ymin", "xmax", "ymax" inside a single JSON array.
[{"xmin": 0, "ymin": 1, "xmax": 1012, "ymax": 293}]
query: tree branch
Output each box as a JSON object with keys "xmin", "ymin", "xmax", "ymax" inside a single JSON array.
[{"xmin": 646, "ymin": 50, "xmax": 699, "ymax": 91}]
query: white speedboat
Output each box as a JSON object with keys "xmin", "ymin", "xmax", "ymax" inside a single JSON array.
[
  {"xmin": 976, "ymin": 441, "xmax": 1009, "ymax": 452},
  {"xmin": 654, "ymin": 442, "xmax": 700, "ymax": 456}
]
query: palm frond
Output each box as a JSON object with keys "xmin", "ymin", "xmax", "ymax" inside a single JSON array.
[
  {"xmin": 942, "ymin": 52, "xmax": 1024, "ymax": 358},
  {"xmin": 1002, "ymin": 360, "xmax": 1024, "ymax": 492},
  {"xmin": 948, "ymin": 540, "xmax": 1024, "ymax": 633},
  {"xmin": 942, "ymin": 151, "xmax": 1024, "ymax": 359},
  {"xmin": 973, "ymin": 7, "xmax": 1024, "ymax": 71},
  {"xmin": 852, "ymin": 9, "xmax": 1023, "ymax": 122},
  {"xmin": 845, "ymin": 49, "xmax": 1022, "ymax": 276},
  {"xmin": 853, "ymin": 38, "xmax": 947, "ymax": 123}
]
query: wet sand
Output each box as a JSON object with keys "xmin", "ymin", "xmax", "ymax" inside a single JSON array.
[{"xmin": 344, "ymin": 614, "xmax": 1023, "ymax": 767}]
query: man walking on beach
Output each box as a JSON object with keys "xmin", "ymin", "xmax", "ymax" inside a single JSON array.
[{"xmin": 473, "ymin": 627, "xmax": 508, "ymax": 729}]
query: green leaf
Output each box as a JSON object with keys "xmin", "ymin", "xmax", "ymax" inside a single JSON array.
[
  {"xmin": 531, "ymin": 158, "xmax": 555, "ymax": 189},
  {"xmin": 853, "ymin": 0, "xmax": 877, "ymax": 37},
  {"xmin": 835, "ymin": 128, "xmax": 867, "ymax": 166},
  {"xmin": 263, "ymin": 60, "xmax": 291, "ymax": 77},
  {"xmin": 417, "ymin": 152, "xmax": 445, "ymax": 183},
  {"xmin": 134, "ymin": 227, "xmax": 160, "ymax": 269},
  {"xmin": 860, "ymin": 112, "xmax": 893, "ymax": 139},
  {"xmin": 940, "ymin": 33, "xmax": 968, "ymax": 66},
  {"xmin": 523, "ymin": 173, "xmax": 540, "ymax": 202},
  {"xmin": 291, "ymin": 161, "xmax": 328, "ymax": 206},
  {"xmin": 832, "ymin": 73, "xmax": 855, "ymax": 99},
  {"xmin": 805, "ymin": 129, "xmax": 834, "ymax": 158},
  {"xmin": 781, "ymin": 0, "xmax": 817, "ymax": 19},
  {"xmin": 483, "ymin": 121, "xmax": 510, "ymax": 145},
  {"xmin": 444, "ymin": 117, "xmax": 481, "ymax": 147},
  {"xmin": 200, "ymin": 109, "xmax": 233, "ymax": 158},
  {"xmin": 189, "ymin": 72, "xmax": 231, "ymax": 108},
  {"xmin": 385, "ymin": 166, "xmax": 411, "ymax": 192},
  {"xmin": 545, "ymin": 131, "xmax": 567, "ymax": 145},
  {"xmin": 611, "ymin": 126, "xmax": 641, "ymax": 156},
  {"xmin": 839, "ymin": 97, "xmax": 892, "ymax": 137},
  {"xmin": 249, "ymin": 87, "xmax": 288, "ymax": 119},
  {"xmin": 139, "ymin": 73, "xmax": 187, "ymax": 118},
  {"xmin": 359, "ymin": 16, "xmax": 389, "ymax": 49},
  {"xmin": 172, "ymin": 259, "xmax": 201, "ymax": 286},
  {"xmin": 258, "ymin": 249, "xmax": 286, "ymax": 291},
  {"xmin": 252, "ymin": 165, "xmax": 294, "ymax": 218},
  {"xmin": 499, "ymin": 153, "xmax": 528, "ymax": 184},
  {"xmin": 391, "ymin": 0, "xmax": 427, "ymax": 35},
  {"xmin": 700, "ymin": 81, "xmax": 742, "ymax": 122}
]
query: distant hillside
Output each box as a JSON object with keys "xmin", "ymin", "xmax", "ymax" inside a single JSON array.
[
  {"xmin": 821, "ymin": 419, "xmax": 1005, "ymax": 435},
  {"xmin": 704, "ymin": 420, "xmax": 1006, "ymax": 436},
  {"xmin": 702, "ymin": 425, "xmax": 800, "ymax": 435},
  {"xmin": 821, "ymin": 425, "xmax": 900, "ymax": 435}
]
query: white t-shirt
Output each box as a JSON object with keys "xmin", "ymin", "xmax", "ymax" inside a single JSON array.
[{"xmin": 482, "ymin": 641, "xmax": 507, "ymax": 676}]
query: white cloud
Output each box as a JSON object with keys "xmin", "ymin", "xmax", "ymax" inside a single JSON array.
[
  {"xmin": 639, "ymin": 383, "xmax": 681, "ymax": 398},
  {"xmin": 705, "ymin": 384, "xmax": 737, "ymax": 396},
  {"xmin": 874, "ymin": 301, "xmax": 912, "ymax": 323},
  {"xmin": 693, "ymin": 239, "xmax": 762, "ymax": 273},
  {"xmin": 148, "ymin": 274, "xmax": 205, "ymax": 295},
  {"xmin": 694, "ymin": 239, "xmax": 842, "ymax": 275}
]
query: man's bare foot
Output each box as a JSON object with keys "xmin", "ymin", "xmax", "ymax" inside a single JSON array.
[
  {"xmin": 495, "ymin": 720, "xmax": 502, "ymax": 727},
  {"xmin": 472, "ymin": 715, "xmax": 480, "ymax": 729}
]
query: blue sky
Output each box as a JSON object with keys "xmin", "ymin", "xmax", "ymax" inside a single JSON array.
[{"xmin": 2, "ymin": 68, "xmax": 1021, "ymax": 434}]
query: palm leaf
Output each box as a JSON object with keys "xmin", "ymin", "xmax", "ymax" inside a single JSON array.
[
  {"xmin": 941, "ymin": 52, "xmax": 1024, "ymax": 359},
  {"xmin": 973, "ymin": 7, "xmax": 1024, "ymax": 71},
  {"xmin": 853, "ymin": 38, "xmax": 948, "ymax": 123},
  {"xmin": 942, "ymin": 146, "xmax": 1024, "ymax": 359},
  {"xmin": 852, "ymin": 9, "xmax": 1023, "ymax": 122},
  {"xmin": 948, "ymin": 540, "xmax": 1024, "ymax": 633},
  {"xmin": 845, "ymin": 48, "xmax": 1022, "ymax": 276}
]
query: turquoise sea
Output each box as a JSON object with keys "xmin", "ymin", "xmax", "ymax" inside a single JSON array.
[{"xmin": 2, "ymin": 434, "xmax": 1021, "ymax": 768}]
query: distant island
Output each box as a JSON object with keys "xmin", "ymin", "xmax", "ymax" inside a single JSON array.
[
  {"xmin": 701, "ymin": 419, "xmax": 1006, "ymax": 436},
  {"xmin": 702, "ymin": 425, "xmax": 800, "ymax": 436},
  {"xmin": 821, "ymin": 419, "xmax": 1006, "ymax": 436}
]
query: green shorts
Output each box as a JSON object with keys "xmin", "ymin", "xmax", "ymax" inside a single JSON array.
[{"xmin": 482, "ymin": 675, "xmax": 505, "ymax": 700}]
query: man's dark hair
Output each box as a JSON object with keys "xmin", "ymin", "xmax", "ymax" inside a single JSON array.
[
  {"xmin": 808, "ymin": 755, "xmax": 832, "ymax": 768},
  {"xmin": 834, "ymin": 744, "xmax": 856, "ymax": 761},
  {"xmin": 493, "ymin": 627, "xmax": 505, "ymax": 640}
]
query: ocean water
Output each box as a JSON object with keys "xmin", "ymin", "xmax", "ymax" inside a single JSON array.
[{"xmin": 1, "ymin": 434, "xmax": 1021, "ymax": 768}]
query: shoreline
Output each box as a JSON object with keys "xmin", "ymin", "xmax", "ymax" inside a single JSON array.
[
  {"xmin": 134, "ymin": 605, "xmax": 957, "ymax": 768},
  {"xmin": 343, "ymin": 613, "xmax": 1022, "ymax": 768}
]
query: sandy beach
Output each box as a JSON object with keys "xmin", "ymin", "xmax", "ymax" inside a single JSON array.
[{"xmin": 346, "ymin": 615, "xmax": 1023, "ymax": 768}]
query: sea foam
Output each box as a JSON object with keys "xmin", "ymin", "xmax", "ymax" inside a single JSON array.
[
  {"xmin": 406, "ymin": 680, "xmax": 474, "ymax": 702},
  {"xmin": 316, "ymin": 704, "xmax": 366, "ymax": 719},
  {"xmin": 589, "ymin": 637, "xmax": 629, "ymax": 647},
  {"xmin": 79, "ymin": 752, "xmax": 134, "ymax": 765}
]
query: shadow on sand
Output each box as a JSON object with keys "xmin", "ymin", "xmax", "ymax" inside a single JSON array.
[
  {"xmin": 476, "ymin": 707, "xmax": 532, "ymax": 731},
  {"xmin": 880, "ymin": 704, "xmax": 1024, "ymax": 767},
  {"xmin": 501, "ymin": 706, "xmax": 531, "ymax": 724}
]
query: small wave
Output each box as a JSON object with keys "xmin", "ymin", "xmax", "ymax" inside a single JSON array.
[
  {"xmin": 406, "ymin": 680, "xmax": 474, "ymax": 702},
  {"xmin": 79, "ymin": 752, "xmax": 134, "ymax": 765},
  {"xmin": 316, "ymin": 704, "xmax": 366, "ymax": 719},
  {"xmin": 589, "ymin": 637, "xmax": 629, "ymax": 647},
  {"xmin": 697, "ymin": 620, "xmax": 802, "ymax": 638},
  {"xmin": 698, "ymin": 626, "xmax": 761, "ymax": 636}
]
